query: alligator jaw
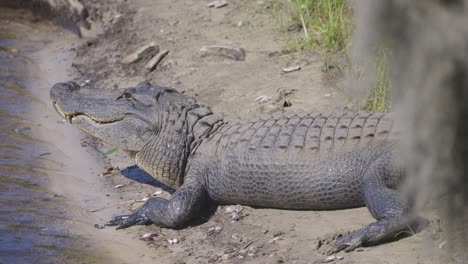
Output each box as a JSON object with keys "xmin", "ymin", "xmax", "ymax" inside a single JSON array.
[{"xmin": 52, "ymin": 100, "xmax": 124, "ymax": 125}]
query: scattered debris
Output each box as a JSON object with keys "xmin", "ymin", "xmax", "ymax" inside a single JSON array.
[
  {"xmin": 168, "ymin": 238, "xmax": 179, "ymax": 245},
  {"xmin": 200, "ymin": 45, "xmax": 246, "ymax": 61},
  {"xmin": 324, "ymin": 255, "xmax": 344, "ymax": 263},
  {"xmin": 267, "ymin": 237, "xmax": 281, "ymax": 244},
  {"xmin": 121, "ymin": 42, "xmax": 159, "ymax": 64},
  {"xmin": 140, "ymin": 232, "xmax": 158, "ymax": 241},
  {"xmin": 221, "ymin": 254, "xmax": 231, "ymax": 260},
  {"xmin": 273, "ymin": 231, "xmax": 284, "ymax": 237},
  {"xmin": 438, "ymin": 240, "xmax": 447, "ymax": 249},
  {"xmin": 94, "ymin": 223, "xmax": 105, "ymax": 229},
  {"xmin": 114, "ymin": 184, "xmax": 124, "ymax": 188},
  {"xmin": 207, "ymin": 0, "xmax": 228, "ymax": 8},
  {"xmin": 103, "ymin": 147, "xmax": 118, "ymax": 156},
  {"xmin": 145, "ymin": 50, "xmax": 170, "ymax": 71},
  {"xmin": 102, "ymin": 167, "xmax": 120, "ymax": 176},
  {"xmin": 225, "ymin": 205, "xmax": 247, "ymax": 221},
  {"xmin": 282, "ymin": 65, "xmax": 301, "ymax": 73},
  {"xmin": 254, "ymin": 95, "xmax": 271, "ymax": 104}
]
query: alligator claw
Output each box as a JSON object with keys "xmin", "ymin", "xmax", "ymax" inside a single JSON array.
[{"xmin": 106, "ymin": 213, "xmax": 151, "ymax": 229}]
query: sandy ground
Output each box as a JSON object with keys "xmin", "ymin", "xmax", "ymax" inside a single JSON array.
[{"xmin": 53, "ymin": 0, "xmax": 453, "ymax": 263}]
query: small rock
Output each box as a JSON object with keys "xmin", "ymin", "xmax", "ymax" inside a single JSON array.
[
  {"xmin": 282, "ymin": 65, "xmax": 301, "ymax": 73},
  {"xmin": 207, "ymin": 0, "xmax": 228, "ymax": 8},
  {"xmin": 57, "ymin": 119, "xmax": 67, "ymax": 124},
  {"xmin": 200, "ymin": 45, "xmax": 246, "ymax": 61},
  {"xmin": 121, "ymin": 42, "xmax": 159, "ymax": 64},
  {"xmin": 140, "ymin": 232, "xmax": 158, "ymax": 241},
  {"xmin": 255, "ymin": 95, "xmax": 271, "ymax": 104},
  {"xmin": 145, "ymin": 50, "xmax": 170, "ymax": 71},
  {"xmin": 153, "ymin": 191, "xmax": 162, "ymax": 196},
  {"xmin": 114, "ymin": 184, "xmax": 124, "ymax": 188}
]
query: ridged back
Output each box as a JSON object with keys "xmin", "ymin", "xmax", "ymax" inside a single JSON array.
[{"xmin": 206, "ymin": 111, "xmax": 395, "ymax": 155}]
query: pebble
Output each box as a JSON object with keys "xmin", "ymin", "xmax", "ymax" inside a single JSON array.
[
  {"xmin": 94, "ymin": 223, "xmax": 105, "ymax": 229},
  {"xmin": 208, "ymin": 225, "xmax": 223, "ymax": 234},
  {"xmin": 121, "ymin": 42, "xmax": 159, "ymax": 64},
  {"xmin": 145, "ymin": 50, "xmax": 170, "ymax": 71},
  {"xmin": 324, "ymin": 255, "xmax": 344, "ymax": 262},
  {"xmin": 207, "ymin": 0, "xmax": 228, "ymax": 8},
  {"xmin": 282, "ymin": 65, "xmax": 301, "ymax": 73},
  {"xmin": 200, "ymin": 45, "xmax": 246, "ymax": 61},
  {"xmin": 140, "ymin": 232, "xmax": 158, "ymax": 241},
  {"xmin": 168, "ymin": 238, "xmax": 179, "ymax": 245}
]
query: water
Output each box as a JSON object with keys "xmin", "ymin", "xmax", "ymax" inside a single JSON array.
[
  {"xmin": 0, "ymin": 8, "xmax": 103, "ymax": 263},
  {"xmin": 0, "ymin": 7, "xmax": 159, "ymax": 264}
]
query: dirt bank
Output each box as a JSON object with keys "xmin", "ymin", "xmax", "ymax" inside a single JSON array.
[{"xmin": 52, "ymin": 0, "xmax": 452, "ymax": 263}]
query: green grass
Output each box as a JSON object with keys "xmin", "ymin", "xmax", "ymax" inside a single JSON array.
[
  {"xmin": 278, "ymin": 0, "xmax": 352, "ymax": 52},
  {"xmin": 267, "ymin": 0, "xmax": 391, "ymax": 111},
  {"xmin": 363, "ymin": 48, "xmax": 392, "ymax": 111}
]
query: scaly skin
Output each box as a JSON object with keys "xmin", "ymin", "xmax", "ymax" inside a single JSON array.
[{"xmin": 50, "ymin": 82, "xmax": 415, "ymax": 252}]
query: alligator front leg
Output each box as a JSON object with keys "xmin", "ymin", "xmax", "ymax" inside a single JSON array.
[
  {"xmin": 333, "ymin": 153, "xmax": 418, "ymax": 252},
  {"xmin": 106, "ymin": 175, "xmax": 209, "ymax": 229}
]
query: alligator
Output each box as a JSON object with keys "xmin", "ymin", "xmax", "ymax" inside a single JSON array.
[{"xmin": 50, "ymin": 81, "xmax": 417, "ymax": 253}]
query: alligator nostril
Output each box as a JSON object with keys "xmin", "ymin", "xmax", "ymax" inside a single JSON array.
[{"xmin": 63, "ymin": 82, "xmax": 81, "ymax": 91}]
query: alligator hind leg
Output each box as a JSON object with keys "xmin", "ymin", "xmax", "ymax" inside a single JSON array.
[
  {"xmin": 333, "ymin": 153, "xmax": 416, "ymax": 252},
  {"xmin": 106, "ymin": 174, "xmax": 209, "ymax": 229}
]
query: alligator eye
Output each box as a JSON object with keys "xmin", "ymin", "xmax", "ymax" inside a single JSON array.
[
  {"xmin": 117, "ymin": 91, "xmax": 133, "ymax": 100},
  {"xmin": 123, "ymin": 92, "xmax": 132, "ymax": 99}
]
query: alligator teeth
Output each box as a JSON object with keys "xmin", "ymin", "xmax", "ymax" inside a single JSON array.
[{"xmin": 66, "ymin": 114, "xmax": 73, "ymax": 123}]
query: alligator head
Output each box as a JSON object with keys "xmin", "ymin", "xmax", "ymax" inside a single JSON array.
[{"xmin": 50, "ymin": 81, "xmax": 223, "ymax": 188}]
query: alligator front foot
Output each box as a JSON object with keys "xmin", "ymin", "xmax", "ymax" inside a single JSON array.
[
  {"xmin": 106, "ymin": 213, "xmax": 151, "ymax": 229},
  {"xmin": 332, "ymin": 232, "xmax": 364, "ymax": 253},
  {"xmin": 106, "ymin": 201, "xmax": 156, "ymax": 229}
]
